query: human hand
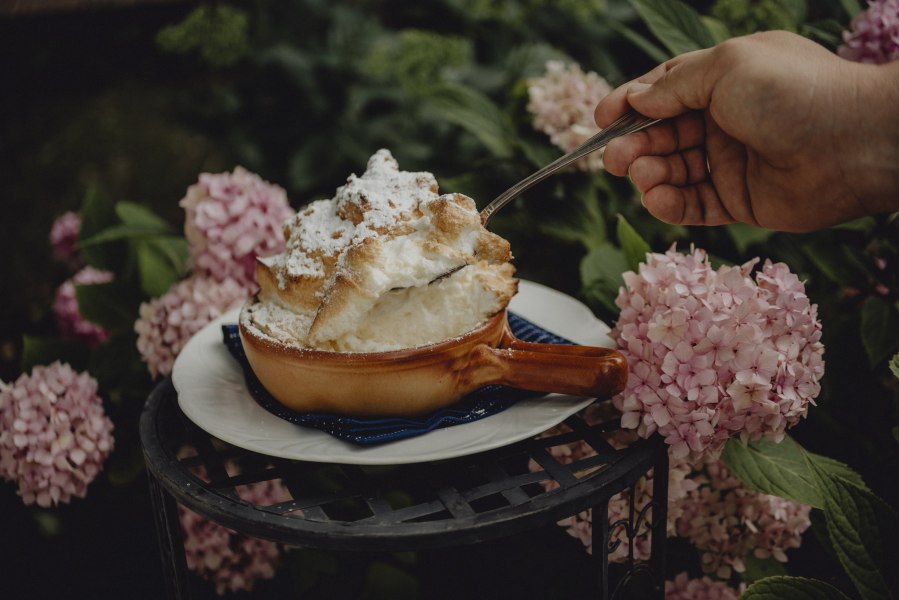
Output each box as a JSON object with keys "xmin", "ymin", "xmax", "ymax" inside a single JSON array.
[{"xmin": 594, "ymin": 31, "xmax": 899, "ymax": 232}]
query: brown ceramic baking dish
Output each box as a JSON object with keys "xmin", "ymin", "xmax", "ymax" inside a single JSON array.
[{"xmin": 239, "ymin": 310, "xmax": 627, "ymax": 417}]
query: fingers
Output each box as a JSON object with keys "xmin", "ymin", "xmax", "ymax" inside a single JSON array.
[
  {"xmin": 594, "ymin": 61, "xmax": 670, "ymax": 128},
  {"xmin": 602, "ymin": 112, "xmax": 705, "ymax": 176},
  {"xmin": 594, "ymin": 48, "xmax": 714, "ymax": 128},
  {"xmin": 628, "ymin": 148, "xmax": 709, "ymax": 192},
  {"xmin": 641, "ymin": 183, "xmax": 736, "ymax": 227}
]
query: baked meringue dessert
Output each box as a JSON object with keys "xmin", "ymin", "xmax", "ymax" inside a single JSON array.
[{"xmin": 240, "ymin": 149, "xmax": 517, "ymax": 353}]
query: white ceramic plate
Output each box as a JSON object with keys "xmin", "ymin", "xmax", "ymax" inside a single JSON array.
[{"xmin": 172, "ymin": 279, "xmax": 614, "ymax": 465}]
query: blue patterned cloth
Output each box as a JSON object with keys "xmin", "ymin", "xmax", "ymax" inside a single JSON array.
[{"xmin": 222, "ymin": 312, "xmax": 573, "ymax": 445}]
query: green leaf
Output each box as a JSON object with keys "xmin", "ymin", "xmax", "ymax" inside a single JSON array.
[
  {"xmin": 832, "ymin": 216, "xmax": 877, "ymax": 233},
  {"xmin": 115, "ymin": 201, "xmax": 174, "ymax": 231},
  {"xmin": 802, "ymin": 241, "xmax": 868, "ymax": 288},
  {"xmin": 700, "ymin": 16, "xmax": 731, "ymax": 45},
  {"xmin": 808, "ymin": 454, "xmax": 899, "ymax": 600},
  {"xmin": 75, "ymin": 281, "xmax": 140, "ymax": 333},
  {"xmin": 423, "ymin": 84, "xmax": 515, "ymax": 158},
  {"xmin": 725, "ymin": 223, "xmax": 772, "ymax": 255},
  {"xmin": 741, "ymin": 554, "xmax": 787, "ymax": 585},
  {"xmin": 78, "ymin": 188, "xmax": 120, "ymax": 269},
  {"xmin": 78, "ymin": 223, "xmax": 173, "ymax": 248},
  {"xmin": 616, "ymin": 214, "xmax": 650, "ymax": 271},
  {"xmin": 889, "ymin": 351, "xmax": 899, "ymax": 379},
  {"xmin": 136, "ymin": 237, "xmax": 189, "ymax": 297},
  {"xmin": 580, "ymin": 242, "xmax": 628, "ymax": 313},
  {"xmin": 537, "ymin": 184, "xmax": 607, "ymax": 251},
  {"xmin": 136, "ymin": 243, "xmax": 178, "ymax": 298},
  {"xmin": 605, "ymin": 20, "xmax": 671, "ymax": 63},
  {"xmin": 21, "ymin": 336, "xmax": 89, "ymax": 372},
  {"xmin": 860, "ymin": 297, "xmax": 899, "ymax": 367},
  {"xmin": 839, "ymin": 0, "xmax": 863, "ymax": 18},
  {"xmin": 630, "ymin": 0, "xmax": 716, "ymax": 56},
  {"xmin": 721, "ymin": 436, "xmax": 868, "ymax": 509},
  {"xmin": 741, "ymin": 576, "xmax": 853, "ymax": 600}
]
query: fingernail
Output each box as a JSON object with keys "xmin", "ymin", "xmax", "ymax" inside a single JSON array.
[{"xmin": 628, "ymin": 82, "xmax": 651, "ymax": 94}]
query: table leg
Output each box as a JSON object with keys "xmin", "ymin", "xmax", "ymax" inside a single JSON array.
[
  {"xmin": 649, "ymin": 445, "xmax": 668, "ymax": 599},
  {"xmin": 147, "ymin": 471, "xmax": 191, "ymax": 600}
]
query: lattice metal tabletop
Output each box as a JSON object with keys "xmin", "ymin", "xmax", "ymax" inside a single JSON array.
[{"xmin": 140, "ymin": 378, "xmax": 669, "ymax": 599}]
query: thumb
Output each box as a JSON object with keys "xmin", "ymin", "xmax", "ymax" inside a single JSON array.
[{"xmin": 625, "ymin": 48, "xmax": 716, "ymax": 118}]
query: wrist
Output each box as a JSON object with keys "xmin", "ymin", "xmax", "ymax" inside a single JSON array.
[{"xmin": 848, "ymin": 60, "xmax": 899, "ymax": 217}]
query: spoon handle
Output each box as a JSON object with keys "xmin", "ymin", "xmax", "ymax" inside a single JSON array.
[{"xmin": 480, "ymin": 111, "xmax": 661, "ymax": 225}]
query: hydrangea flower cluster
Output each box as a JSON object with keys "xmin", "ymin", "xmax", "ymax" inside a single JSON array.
[
  {"xmin": 136, "ymin": 167, "xmax": 295, "ymax": 377},
  {"xmin": 838, "ymin": 0, "xmax": 899, "ymax": 64},
  {"xmin": 135, "ymin": 276, "xmax": 249, "ymax": 378},
  {"xmin": 527, "ymin": 60, "xmax": 612, "ymax": 172},
  {"xmin": 665, "ymin": 571, "xmax": 744, "ymax": 600},
  {"xmin": 532, "ymin": 403, "xmax": 696, "ymax": 562},
  {"xmin": 611, "ymin": 246, "xmax": 824, "ymax": 460},
  {"xmin": 179, "ymin": 458, "xmax": 291, "ymax": 595},
  {"xmin": 0, "ymin": 362, "xmax": 114, "ymax": 507},
  {"xmin": 181, "ymin": 166, "xmax": 294, "ymax": 288},
  {"xmin": 53, "ymin": 266, "xmax": 114, "ymax": 347},
  {"xmin": 674, "ymin": 459, "xmax": 811, "ymax": 578},
  {"xmin": 49, "ymin": 210, "xmax": 83, "ymax": 270}
]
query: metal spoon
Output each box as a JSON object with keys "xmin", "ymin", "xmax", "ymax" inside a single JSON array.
[
  {"xmin": 480, "ymin": 110, "xmax": 661, "ymax": 225},
  {"xmin": 431, "ymin": 110, "xmax": 661, "ymax": 283}
]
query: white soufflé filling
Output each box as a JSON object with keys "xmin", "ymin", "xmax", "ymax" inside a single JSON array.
[{"xmin": 243, "ymin": 149, "xmax": 517, "ymax": 352}]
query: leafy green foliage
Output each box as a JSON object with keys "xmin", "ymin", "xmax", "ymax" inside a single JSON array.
[
  {"xmin": 721, "ymin": 435, "xmax": 868, "ymax": 509},
  {"xmin": 861, "ymin": 297, "xmax": 899, "ymax": 367},
  {"xmin": 21, "ymin": 336, "xmax": 89, "ymax": 373},
  {"xmin": 710, "ymin": 0, "xmax": 802, "ymax": 36},
  {"xmin": 808, "ymin": 456, "xmax": 899, "ymax": 599},
  {"xmin": 741, "ymin": 576, "xmax": 852, "ymax": 600},
  {"xmin": 890, "ymin": 351, "xmax": 899, "ymax": 379},
  {"xmin": 616, "ymin": 214, "xmax": 651, "ymax": 271},
  {"xmin": 630, "ymin": 0, "xmax": 717, "ymax": 55},
  {"xmin": 741, "ymin": 554, "xmax": 788, "ymax": 585},
  {"xmin": 364, "ymin": 30, "xmax": 474, "ymax": 94},
  {"xmin": 156, "ymin": 5, "xmax": 250, "ymax": 67}
]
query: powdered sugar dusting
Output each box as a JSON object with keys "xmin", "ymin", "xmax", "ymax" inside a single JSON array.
[{"xmin": 277, "ymin": 149, "xmax": 438, "ymax": 281}]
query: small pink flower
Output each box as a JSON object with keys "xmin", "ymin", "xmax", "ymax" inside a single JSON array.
[
  {"xmin": 49, "ymin": 211, "xmax": 83, "ymax": 270},
  {"xmin": 527, "ymin": 60, "xmax": 613, "ymax": 171},
  {"xmin": 181, "ymin": 167, "xmax": 295, "ymax": 288},
  {"xmin": 674, "ymin": 459, "xmax": 811, "ymax": 578},
  {"xmin": 611, "ymin": 246, "xmax": 824, "ymax": 460},
  {"xmin": 665, "ymin": 571, "xmax": 744, "ymax": 600},
  {"xmin": 531, "ymin": 403, "xmax": 696, "ymax": 562},
  {"xmin": 134, "ymin": 275, "xmax": 251, "ymax": 378},
  {"xmin": 179, "ymin": 458, "xmax": 290, "ymax": 595},
  {"xmin": 0, "ymin": 362, "xmax": 114, "ymax": 507},
  {"xmin": 838, "ymin": 0, "xmax": 899, "ymax": 64},
  {"xmin": 52, "ymin": 266, "xmax": 114, "ymax": 347}
]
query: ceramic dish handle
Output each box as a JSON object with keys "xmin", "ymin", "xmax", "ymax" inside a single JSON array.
[{"xmin": 466, "ymin": 328, "xmax": 628, "ymax": 399}]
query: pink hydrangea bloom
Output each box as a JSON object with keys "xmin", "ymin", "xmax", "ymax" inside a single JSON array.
[
  {"xmin": 181, "ymin": 167, "xmax": 295, "ymax": 288},
  {"xmin": 52, "ymin": 266, "xmax": 114, "ymax": 347},
  {"xmin": 179, "ymin": 459, "xmax": 291, "ymax": 595},
  {"xmin": 49, "ymin": 211, "xmax": 83, "ymax": 270},
  {"xmin": 532, "ymin": 403, "xmax": 696, "ymax": 562},
  {"xmin": 838, "ymin": 0, "xmax": 899, "ymax": 64},
  {"xmin": 527, "ymin": 60, "xmax": 613, "ymax": 172},
  {"xmin": 611, "ymin": 246, "xmax": 824, "ymax": 460},
  {"xmin": 134, "ymin": 275, "xmax": 251, "ymax": 378},
  {"xmin": 0, "ymin": 362, "xmax": 114, "ymax": 507},
  {"xmin": 674, "ymin": 459, "xmax": 811, "ymax": 579},
  {"xmin": 665, "ymin": 571, "xmax": 744, "ymax": 600}
]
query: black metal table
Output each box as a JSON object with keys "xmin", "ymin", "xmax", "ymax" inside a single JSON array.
[{"xmin": 140, "ymin": 379, "xmax": 668, "ymax": 599}]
